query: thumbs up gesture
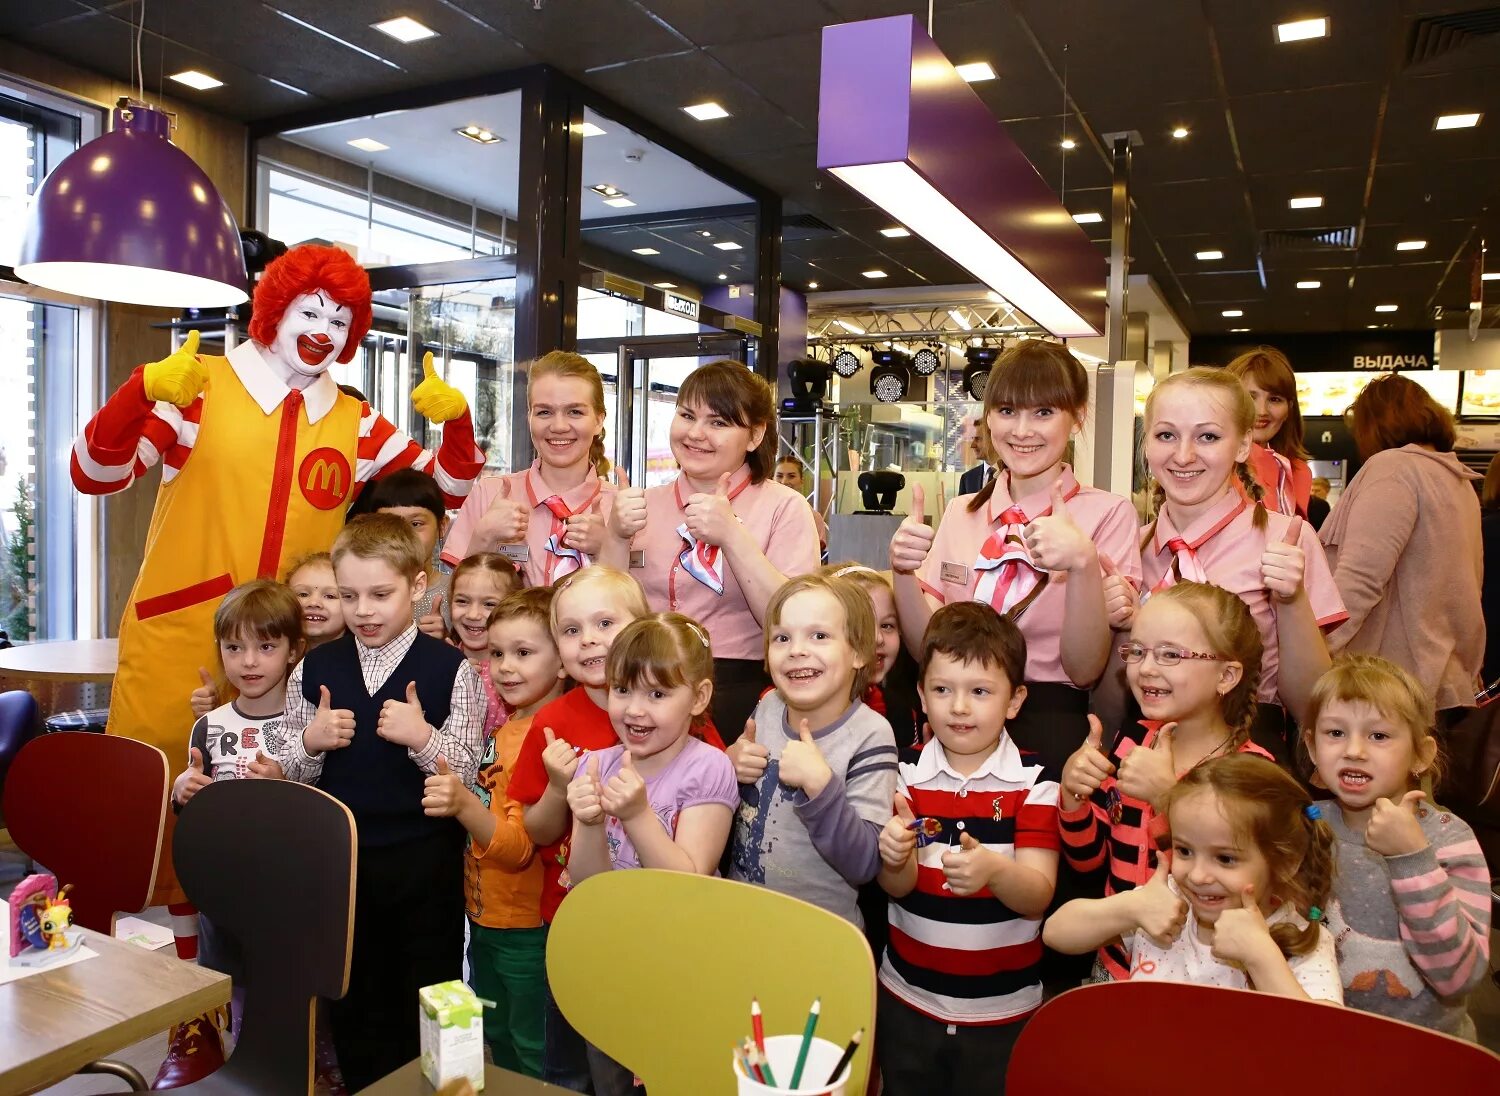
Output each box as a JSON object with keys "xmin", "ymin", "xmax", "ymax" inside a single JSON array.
[
  {"xmin": 940, "ymin": 831, "xmax": 1002, "ymax": 897},
  {"xmin": 377, "ymin": 681, "xmax": 433, "ymax": 750},
  {"xmin": 1061, "ymin": 714, "xmax": 1115, "ymax": 809},
  {"xmin": 1100, "ymin": 554, "xmax": 1139, "ymax": 630},
  {"xmin": 727, "ymin": 717, "xmax": 770, "ymax": 784},
  {"xmin": 778, "ymin": 718, "xmax": 832, "ymax": 798},
  {"xmin": 683, "ymin": 470, "xmax": 738, "ymax": 546},
  {"xmin": 422, "ymin": 754, "xmax": 466, "ymax": 817},
  {"xmin": 601, "ymin": 749, "xmax": 649, "ymax": 821},
  {"xmin": 1210, "ymin": 885, "xmax": 1275, "ymax": 967},
  {"xmin": 607, "ymin": 465, "xmax": 648, "ymax": 541},
  {"xmin": 1364, "ymin": 790, "xmax": 1429, "ymax": 857},
  {"xmin": 567, "ymin": 753, "xmax": 605, "ymax": 826},
  {"xmin": 1116, "ymin": 722, "xmax": 1178, "ymax": 810},
  {"xmin": 879, "ymin": 793, "xmax": 920, "ymax": 870},
  {"xmin": 1024, "ymin": 479, "xmax": 1095, "ymax": 573},
  {"xmin": 1260, "ymin": 516, "xmax": 1307, "ymax": 603},
  {"xmin": 143, "ymin": 329, "xmax": 209, "ymax": 408},
  {"xmin": 542, "ymin": 726, "xmax": 582, "ymax": 791},
  {"xmin": 474, "ymin": 477, "xmax": 530, "ymax": 548},
  {"xmin": 417, "ymin": 591, "xmax": 449, "ymax": 641},
  {"xmin": 173, "ymin": 746, "xmax": 213, "ymax": 806},
  {"xmin": 246, "ymin": 749, "xmax": 284, "ymax": 781},
  {"xmin": 1128, "ymin": 854, "xmax": 1188, "ymax": 947},
  {"xmin": 890, "ymin": 482, "xmax": 938, "ymax": 574},
  {"xmin": 410, "ymin": 350, "xmax": 468, "ymax": 423},
  {"xmin": 304, "ymin": 685, "xmax": 356, "ymax": 756},
  {"xmin": 563, "ymin": 495, "xmax": 607, "ymax": 556},
  {"xmin": 189, "ymin": 666, "xmax": 218, "ymax": 719}
]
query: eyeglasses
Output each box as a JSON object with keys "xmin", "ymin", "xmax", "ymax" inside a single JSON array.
[{"xmin": 1117, "ymin": 641, "xmax": 1227, "ymax": 667}]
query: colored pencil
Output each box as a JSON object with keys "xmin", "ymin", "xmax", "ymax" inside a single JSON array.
[
  {"xmin": 789, "ymin": 997, "xmax": 820, "ymax": 1088},
  {"xmin": 742, "ymin": 1038, "xmax": 766, "ymax": 1084},
  {"xmin": 734, "ymin": 1043, "xmax": 751, "ymax": 1079},
  {"xmin": 824, "ymin": 1028, "xmax": 863, "ymax": 1085},
  {"xmin": 751, "ymin": 997, "xmax": 766, "ymax": 1054},
  {"xmin": 749, "ymin": 1038, "xmax": 778, "ymax": 1088}
]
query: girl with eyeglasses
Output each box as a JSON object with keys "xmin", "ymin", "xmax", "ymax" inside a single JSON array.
[{"xmin": 1056, "ymin": 582, "xmax": 1276, "ymax": 982}]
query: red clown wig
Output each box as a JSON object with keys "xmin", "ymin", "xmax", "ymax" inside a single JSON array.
[{"xmin": 250, "ymin": 244, "xmax": 372, "ymax": 364}]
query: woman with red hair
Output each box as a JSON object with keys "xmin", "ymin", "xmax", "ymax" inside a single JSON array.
[{"xmin": 71, "ymin": 242, "xmax": 485, "ymax": 1086}]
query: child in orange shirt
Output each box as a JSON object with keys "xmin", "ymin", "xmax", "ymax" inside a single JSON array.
[{"xmin": 421, "ymin": 586, "xmax": 564, "ymax": 1078}]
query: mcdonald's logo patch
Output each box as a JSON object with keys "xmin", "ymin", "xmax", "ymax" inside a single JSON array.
[{"xmin": 298, "ymin": 447, "xmax": 352, "ymax": 510}]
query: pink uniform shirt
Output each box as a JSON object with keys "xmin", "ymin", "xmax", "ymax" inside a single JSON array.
[
  {"xmin": 627, "ymin": 465, "xmax": 819, "ymax": 661},
  {"xmin": 1142, "ymin": 491, "xmax": 1347, "ymax": 704},
  {"xmin": 441, "ymin": 461, "xmax": 615, "ymax": 586},
  {"xmin": 916, "ymin": 465, "xmax": 1143, "ymax": 685}
]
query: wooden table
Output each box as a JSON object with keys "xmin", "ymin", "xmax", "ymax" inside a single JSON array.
[
  {"xmin": 0, "ymin": 638, "xmax": 119, "ymax": 713},
  {"xmin": 361, "ymin": 1060, "xmax": 564, "ymax": 1094},
  {"xmin": 0, "ymin": 927, "xmax": 230, "ymax": 1095}
]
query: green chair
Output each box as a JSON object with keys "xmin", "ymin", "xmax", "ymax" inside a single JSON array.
[{"xmin": 548, "ymin": 870, "xmax": 876, "ymax": 1095}]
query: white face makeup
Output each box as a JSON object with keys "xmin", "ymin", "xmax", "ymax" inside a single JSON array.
[{"xmin": 268, "ymin": 290, "xmax": 352, "ymax": 378}]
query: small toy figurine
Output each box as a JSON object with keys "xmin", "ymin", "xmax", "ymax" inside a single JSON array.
[
  {"xmin": 38, "ymin": 886, "xmax": 73, "ymax": 949},
  {"xmin": 907, "ymin": 816, "xmax": 945, "ymax": 846}
]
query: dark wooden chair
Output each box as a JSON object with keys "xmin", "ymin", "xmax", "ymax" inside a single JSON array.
[
  {"xmin": 170, "ymin": 779, "xmax": 356, "ymax": 1094},
  {"xmin": 2, "ymin": 729, "xmax": 168, "ymax": 933},
  {"xmin": 1007, "ymin": 981, "xmax": 1500, "ymax": 1095}
]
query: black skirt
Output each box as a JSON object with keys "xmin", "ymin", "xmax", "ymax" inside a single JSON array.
[
  {"xmin": 710, "ymin": 657, "xmax": 770, "ymax": 746},
  {"xmin": 1006, "ymin": 680, "xmax": 1091, "ymax": 777}
]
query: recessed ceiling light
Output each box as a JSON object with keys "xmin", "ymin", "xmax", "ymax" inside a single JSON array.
[
  {"xmin": 632, "ymin": 247, "xmax": 660, "ymax": 256},
  {"xmin": 1073, "ymin": 212, "xmax": 1103, "ymax": 224},
  {"xmin": 1230, "ymin": 328, "xmax": 1250, "ymax": 332},
  {"xmin": 1435, "ymin": 112, "xmax": 1481, "ymax": 130},
  {"xmin": 1484, "ymin": 272, "xmax": 1500, "ymax": 281},
  {"xmin": 880, "ymin": 226, "xmax": 911, "ymax": 237},
  {"xmin": 572, "ymin": 122, "xmax": 606, "ymax": 137},
  {"xmin": 807, "ymin": 282, "xmax": 819, "ymax": 289},
  {"xmin": 697, "ymin": 230, "xmax": 714, "ymax": 238},
  {"xmin": 862, "ymin": 269, "xmax": 888, "ymax": 279},
  {"xmin": 455, "ymin": 126, "xmax": 501, "ymax": 145},
  {"xmin": 1297, "ymin": 280, "xmax": 1321, "ymax": 289},
  {"xmin": 653, "ymin": 281, "xmax": 677, "ymax": 289},
  {"xmin": 1289, "ymin": 195, "xmax": 1323, "ymax": 209},
  {"xmin": 1375, "ymin": 304, "xmax": 1398, "ymax": 312},
  {"xmin": 954, "ymin": 61, "xmax": 997, "ymax": 83},
  {"xmin": 591, "ymin": 183, "xmax": 626, "ymax": 198},
  {"xmin": 717, "ymin": 273, "xmax": 728, "ymax": 280},
  {"xmin": 1276, "ymin": 17, "xmax": 1328, "ymax": 43},
  {"xmin": 1059, "ymin": 138, "xmax": 1077, "ymax": 150},
  {"xmin": 1395, "ymin": 239, "xmax": 1427, "ymax": 251},
  {"xmin": 169, "ymin": 70, "xmax": 223, "ymax": 90},
  {"xmin": 1221, "ymin": 309, "xmax": 1244, "ymax": 318},
  {"xmin": 1171, "ymin": 126, "xmax": 1190, "ymax": 139},
  {"xmin": 713, "ymin": 241, "xmax": 742, "ymax": 251},
  {"xmin": 372, "ymin": 15, "xmax": 438, "ymax": 42},
  {"xmin": 1196, "ymin": 249, "xmax": 1224, "ymax": 261},
  {"xmin": 347, "ymin": 137, "xmax": 389, "ymax": 152},
  {"xmin": 683, "ymin": 102, "xmax": 730, "ymax": 121},
  {"xmin": 604, "ymin": 197, "xmax": 636, "ymax": 208}
]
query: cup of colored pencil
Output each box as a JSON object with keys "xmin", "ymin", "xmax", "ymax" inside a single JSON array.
[{"xmin": 733, "ymin": 997, "xmax": 862, "ymax": 1096}]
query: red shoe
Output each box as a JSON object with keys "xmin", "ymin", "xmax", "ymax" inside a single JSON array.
[{"xmin": 151, "ymin": 1010, "xmax": 226, "ymax": 1089}]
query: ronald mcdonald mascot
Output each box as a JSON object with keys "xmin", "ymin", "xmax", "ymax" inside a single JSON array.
[{"xmin": 72, "ymin": 245, "xmax": 483, "ymax": 1082}]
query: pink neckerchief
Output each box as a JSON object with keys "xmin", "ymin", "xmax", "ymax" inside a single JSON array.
[
  {"xmin": 1149, "ymin": 494, "xmax": 1247, "ymax": 594},
  {"xmin": 973, "ymin": 468, "xmax": 1080, "ymax": 620},
  {"xmin": 526, "ymin": 465, "xmax": 602, "ymax": 584},
  {"xmin": 671, "ymin": 468, "xmax": 751, "ymax": 596}
]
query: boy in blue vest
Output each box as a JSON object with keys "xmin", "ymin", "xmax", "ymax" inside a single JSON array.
[{"xmin": 278, "ymin": 512, "xmax": 484, "ymax": 1090}]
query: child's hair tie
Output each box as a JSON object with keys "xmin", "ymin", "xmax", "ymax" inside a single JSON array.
[
  {"xmin": 1308, "ymin": 906, "xmax": 1323, "ymax": 922},
  {"xmin": 833, "ymin": 564, "xmax": 879, "ymax": 579},
  {"xmin": 684, "ymin": 619, "xmax": 711, "ymax": 648},
  {"xmin": 1303, "ymin": 803, "xmax": 1323, "ymax": 821}
]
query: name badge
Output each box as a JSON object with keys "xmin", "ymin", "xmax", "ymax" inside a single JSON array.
[
  {"xmin": 941, "ymin": 561, "xmax": 969, "ymax": 585},
  {"xmin": 503, "ymin": 544, "xmax": 530, "ymax": 564},
  {"xmin": 629, "ymin": 549, "xmax": 647, "ymax": 569}
]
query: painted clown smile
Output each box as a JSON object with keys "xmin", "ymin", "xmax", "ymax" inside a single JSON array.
[{"xmin": 297, "ymin": 333, "xmax": 335, "ymax": 366}]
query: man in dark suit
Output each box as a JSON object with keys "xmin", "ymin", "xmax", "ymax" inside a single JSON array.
[{"xmin": 957, "ymin": 415, "xmax": 997, "ymax": 495}]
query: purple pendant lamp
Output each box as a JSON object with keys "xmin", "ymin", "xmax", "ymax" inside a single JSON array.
[
  {"xmin": 818, "ymin": 16, "xmax": 1105, "ymax": 337},
  {"xmin": 16, "ymin": 100, "xmax": 248, "ymax": 307}
]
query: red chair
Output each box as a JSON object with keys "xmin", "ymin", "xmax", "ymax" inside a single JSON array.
[
  {"xmin": 2, "ymin": 729, "xmax": 169, "ymax": 933},
  {"xmin": 1007, "ymin": 981, "xmax": 1500, "ymax": 1094}
]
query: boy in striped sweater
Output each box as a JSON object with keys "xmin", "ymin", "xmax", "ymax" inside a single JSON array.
[{"xmin": 875, "ymin": 603, "xmax": 1059, "ymax": 1094}]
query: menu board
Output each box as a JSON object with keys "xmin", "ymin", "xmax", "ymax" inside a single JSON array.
[
  {"xmin": 1460, "ymin": 370, "xmax": 1500, "ymax": 417},
  {"xmin": 1292, "ymin": 371, "xmax": 1459, "ymax": 417}
]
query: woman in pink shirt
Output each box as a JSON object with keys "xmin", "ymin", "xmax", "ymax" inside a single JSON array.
[
  {"xmin": 601, "ymin": 360, "xmax": 819, "ymax": 742},
  {"xmin": 1227, "ymin": 347, "xmax": 1312, "ymax": 518},
  {"xmin": 442, "ymin": 352, "xmax": 616, "ymax": 586},
  {"xmin": 889, "ymin": 341, "xmax": 1143, "ymax": 776}
]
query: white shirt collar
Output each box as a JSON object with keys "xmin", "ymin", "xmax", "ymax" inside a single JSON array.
[
  {"xmin": 909, "ymin": 731, "xmax": 1027, "ymax": 784},
  {"xmin": 228, "ymin": 340, "xmax": 339, "ymax": 424}
]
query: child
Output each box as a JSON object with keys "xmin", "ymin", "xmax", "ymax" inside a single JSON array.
[
  {"xmin": 361, "ymin": 467, "xmax": 452, "ymax": 635},
  {"xmin": 448, "ymin": 552, "xmax": 522, "ymax": 730},
  {"xmin": 421, "ymin": 587, "xmax": 565, "ymax": 1077},
  {"xmin": 286, "ymin": 551, "xmax": 346, "ymax": 648},
  {"xmin": 1139, "ymin": 366, "xmax": 1346, "ymax": 759},
  {"xmin": 727, "ymin": 573, "xmax": 899, "ymax": 925},
  {"xmin": 1058, "ymin": 581, "xmax": 1275, "ymax": 982},
  {"xmin": 1044, "ymin": 753, "xmax": 1342, "ymax": 1002},
  {"xmin": 1227, "ymin": 347, "xmax": 1312, "ymax": 518},
  {"xmin": 566, "ymin": 613, "xmax": 738, "ymax": 1094},
  {"xmin": 819, "ymin": 562, "xmax": 923, "ymax": 757},
  {"xmin": 276, "ymin": 513, "xmax": 485, "ymax": 1091},
  {"xmin": 1304, "ymin": 654, "xmax": 1491, "ymax": 1037},
  {"xmin": 875, "ymin": 602, "xmax": 1058, "ymax": 1093}
]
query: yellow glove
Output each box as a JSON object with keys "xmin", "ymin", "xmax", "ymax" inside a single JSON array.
[
  {"xmin": 142, "ymin": 329, "xmax": 208, "ymax": 408},
  {"xmin": 410, "ymin": 351, "xmax": 467, "ymax": 424}
]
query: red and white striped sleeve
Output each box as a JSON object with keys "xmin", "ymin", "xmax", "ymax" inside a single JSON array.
[
  {"xmin": 355, "ymin": 404, "xmax": 485, "ymax": 508},
  {"xmin": 70, "ymin": 366, "xmax": 198, "ymax": 495}
]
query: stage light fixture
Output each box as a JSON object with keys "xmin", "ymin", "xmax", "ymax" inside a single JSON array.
[
  {"xmin": 912, "ymin": 345, "xmax": 942, "ymax": 375},
  {"xmin": 784, "ymin": 358, "xmax": 831, "ymax": 414},
  {"xmin": 832, "ymin": 348, "xmax": 863, "ymax": 378},
  {"xmin": 869, "ymin": 349, "xmax": 912, "ymax": 403},
  {"xmin": 963, "ymin": 346, "xmax": 999, "ymax": 400},
  {"xmin": 857, "ymin": 471, "xmax": 905, "ymax": 514}
]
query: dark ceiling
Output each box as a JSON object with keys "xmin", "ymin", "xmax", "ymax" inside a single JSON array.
[{"xmin": 5, "ymin": 0, "xmax": 1500, "ymax": 335}]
